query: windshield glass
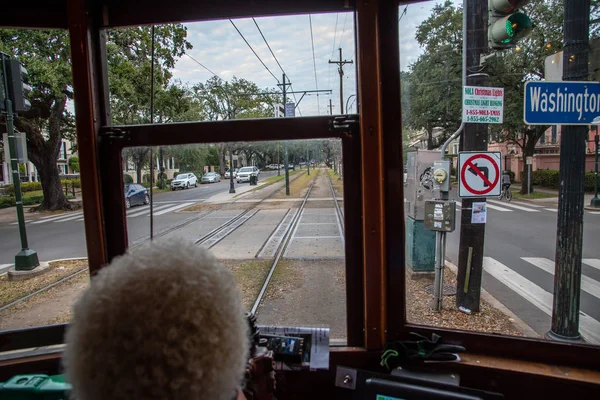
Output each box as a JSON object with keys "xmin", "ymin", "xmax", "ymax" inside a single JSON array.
[
  {"xmin": 205, "ymin": 173, "xmax": 215, "ymax": 176},
  {"xmin": 176, "ymin": 174, "xmax": 187, "ymax": 179},
  {"xmin": 239, "ymin": 167, "xmax": 253, "ymax": 172}
]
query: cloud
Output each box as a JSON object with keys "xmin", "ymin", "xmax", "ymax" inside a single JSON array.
[{"xmin": 170, "ymin": 1, "xmax": 454, "ymax": 116}]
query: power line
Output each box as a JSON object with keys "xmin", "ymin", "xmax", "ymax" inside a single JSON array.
[
  {"xmin": 309, "ymin": 14, "xmax": 320, "ymax": 115},
  {"xmin": 251, "ymin": 17, "xmax": 301, "ymax": 115},
  {"xmin": 184, "ymin": 53, "xmax": 222, "ymax": 80},
  {"xmin": 338, "ymin": 13, "xmax": 348, "ymax": 51},
  {"xmin": 399, "ymin": 5, "xmax": 408, "ymax": 22},
  {"xmin": 229, "ymin": 19, "xmax": 280, "ymax": 84}
]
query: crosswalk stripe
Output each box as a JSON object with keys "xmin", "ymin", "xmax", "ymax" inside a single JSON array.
[
  {"xmin": 487, "ymin": 200, "xmax": 540, "ymax": 212},
  {"xmin": 485, "ymin": 203, "xmax": 513, "ymax": 212},
  {"xmin": 54, "ymin": 214, "xmax": 86, "ymax": 223},
  {"xmin": 153, "ymin": 202, "xmax": 194, "ymax": 216},
  {"xmin": 544, "ymin": 208, "xmax": 558, "ymax": 212},
  {"xmin": 589, "ymin": 211, "xmax": 600, "ymax": 215},
  {"xmin": 483, "ymin": 257, "xmax": 600, "ymax": 344},
  {"xmin": 127, "ymin": 204, "xmax": 172, "ymax": 218},
  {"xmin": 522, "ymin": 257, "xmax": 600, "ymax": 301},
  {"xmin": 31, "ymin": 212, "xmax": 83, "ymax": 224},
  {"xmin": 583, "ymin": 259, "xmax": 600, "ymax": 272}
]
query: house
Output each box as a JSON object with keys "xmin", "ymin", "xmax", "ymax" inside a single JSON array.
[{"xmin": 0, "ymin": 138, "xmax": 79, "ymax": 185}]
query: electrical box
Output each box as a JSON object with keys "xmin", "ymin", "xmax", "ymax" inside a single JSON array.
[
  {"xmin": 2, "ymin": 132, "xmax": 28, "ymax": 163},
  {"xmin": 424, "ymin": 200, "xmax": 456, "ymax": 232},
  {"xmin": 405, "ymin": 150, "xmax": 439, "ymax": 220}
]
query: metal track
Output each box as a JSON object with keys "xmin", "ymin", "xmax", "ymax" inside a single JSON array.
[
  {"xmin": 250, "ymin": 172, "xmax": 319, "ymax": 315},
  {"xmin": 0, "ymin": 268, "xmax": 88, "ymax": 313},
  {"xmin": 327, "ymin": 172, "xmax": 345, "ymax": 236}
]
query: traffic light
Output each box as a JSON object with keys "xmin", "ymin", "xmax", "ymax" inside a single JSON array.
[
  {"xmin": 5, "ymin": 59, "xmax": 32, "ymax": 113},
  {"xmin": 488, "ymin": 0, "xmax": 533, "ymax": 50}
]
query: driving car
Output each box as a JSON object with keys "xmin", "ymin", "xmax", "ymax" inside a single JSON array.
[
  {"xmin": 236, "ymin": 166, "xmax": 259, "ymax": 183},
  {"xmin": 171, "ymin": 173, "xmax": 198, "ymax": 190},
  {"xmin": 201, "ymin": 172, "xmax": 221, "ymax": 183},
  {"xmin": 124, "ymin": 183, "xmax": 149, "ymax": 209},
  {"xmin": 224, "ymin": 168, "xmax": 238, "ymax": 179}
]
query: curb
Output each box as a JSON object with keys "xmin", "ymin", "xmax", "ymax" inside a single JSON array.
[
  {"xmin": 0, "ymin": 257, "xmax": 88, "ymax": 277},
  {"xmin": 444, "ymin": 259, "xmax": 541, "ymax": 338}
]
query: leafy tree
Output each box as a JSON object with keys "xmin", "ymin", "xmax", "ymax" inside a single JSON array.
[
  {"xmin": 68, "ymin": 156, "xmax": 80, "ymax": 173},
  {"xmin": 0, "ymin": 25, "xmax": 191, "ymax": 210}
]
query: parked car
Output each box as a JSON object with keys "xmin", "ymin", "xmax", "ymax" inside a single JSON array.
[
  {"xmin": 171, "ymin": 173, "xmax": 198, "ymax": 190},
  {"xmin": 124, "ymin": 183, "xmax": 149, "ymax": 209},
  {"xmin": 224, "ymin": 168, "xmax": 238, "ymax": 179},
  {"xmin": 236, "ymin": 166, "xmax": 260, "ymax": 183},
  {"xmin": 201, "ymin": 172, "xmax": 221, "ymax": 183}
]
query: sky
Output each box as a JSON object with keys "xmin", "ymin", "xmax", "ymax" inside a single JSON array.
[{"xmin": 169, "ymin": 1, "xmax": 456, "ymax": 117}]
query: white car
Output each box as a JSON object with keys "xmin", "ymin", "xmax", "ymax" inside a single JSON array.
[
  {"xmin": 171, "ymin": 173, "xmax": 198, "ymax": 190},
  {"xmin": 224, "ymin": 168, "xmax": 238, "ymax": 179},
  {"xmin": 236, "ymin": 166, "xmax": 260, "ymax": 183}
]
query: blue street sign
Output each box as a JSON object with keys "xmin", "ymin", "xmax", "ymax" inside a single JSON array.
[
  {"xmin": 524, "ymin": 81, "xmax": 600, "ymax": 125},
  {"xmin": 285, "ymin": 103, "xmax": 295, "ymax": 117}
]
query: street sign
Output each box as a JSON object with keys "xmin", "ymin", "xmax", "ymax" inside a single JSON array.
[
  {"xmin": 285, "ymin": 103, "xmax": 295, "ymax": 117},
  {"xmin": 458, "ymin": 151, "xmax": 502, "ymax": 198},
  {"xmin": 524, "ymin": 81, "xmax": 600, "ymax": 125},
  {"xmin": 274, "ymin": 104, "xmax": 285, "ymax": 118},
  {"xmin": 462, "ymin": 86, "xmax": 504, "ymax": 124}
]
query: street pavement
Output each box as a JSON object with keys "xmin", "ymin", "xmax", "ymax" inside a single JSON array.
[
  {"xmin": 445, "ymin": 193, "xmax": 600, "ymax": 342},
  {"xmin": 0, "ymin": 171, "xmax": 277, "ymax": 268}
]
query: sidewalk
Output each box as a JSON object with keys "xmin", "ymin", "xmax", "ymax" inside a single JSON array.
[{"xmin": 511, "ymin": 184, "xmax": 598, "ymax": 210}]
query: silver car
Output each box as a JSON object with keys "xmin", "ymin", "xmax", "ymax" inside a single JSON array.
[
  {"xmin": 201, "ymin": 172, "xmax": 221, "ymax": 183},
  {"xmin": 171, "ymin": 173, "xmax": 198, "ymax": 190}
]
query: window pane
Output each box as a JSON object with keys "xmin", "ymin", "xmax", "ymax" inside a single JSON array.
[
  {"xmin": 400, "ymin": 1, "xmax": 600, "ymax": 345},
  {"xmin": 122, "ymin": 139, "xmax": 347, "ymax": 341},
  {"xmin": 107, "ymin": 12, "xmax": 356, "ymax": 126},
  {"xmin": 0, "ymin": 29, "xmax": 89, "ymax": 332}
]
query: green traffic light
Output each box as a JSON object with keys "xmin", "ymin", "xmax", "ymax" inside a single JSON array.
[{"xmin": 503, "ymin": 12, "xmax": 532, "ymax": 43}]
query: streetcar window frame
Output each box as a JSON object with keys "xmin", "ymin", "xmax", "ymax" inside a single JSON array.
[{"xmin": 0, "ymin": 0, "xmax": 599, "ymax": 373}]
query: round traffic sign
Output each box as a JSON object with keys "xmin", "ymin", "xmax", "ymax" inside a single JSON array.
[{"xmin": 460, "ymin": 154, "xmax": 500, "ymax": 195}]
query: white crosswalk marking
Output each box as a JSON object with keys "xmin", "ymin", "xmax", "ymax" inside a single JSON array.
[
  {"xmin": 30, "ymin": 212, "xmax": 83, "ymax": 224},
  {"xmin": 589, "ymin": 211, "xmax": 600, "ymax": 215},
  {"xmin": 487, "ymin": 200, "xmax": 540, "ymax": 212},
  {"xmin": 583, "ymin": 259, "xmax": 600, "ymax": 272},
  {"xmin": 54, "ymin": 214, "xmax": 86, "ymax": 223},
  {"xmin": 485, "ymin": 203, "xmax": 512, "ymax": 212},
  {"xmin": 544, "ymin": 208, "xmax": 558, "ymax": 212},
  {"xmin": 522, "ymin": 258, "xmax": 600, "ymax": 301},
  {"xmin": 153, "ymin": 202, "xmax": 194, "ymax": 216},
  {"xmin": 483, "ymin": 257, "xmax": 600, "ymax": 344},
  {"xmin": 127, "ymin": 204, "xmax": 172, "ymax": 218}
]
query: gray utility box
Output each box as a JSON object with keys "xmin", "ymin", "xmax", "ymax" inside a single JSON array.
[
  {"xmin": 424, "ymin": 200, "xmax": 456, "ymax": 232},
  {"xmin": 405, "ymin": 150, "xmax": 440, "ymax": 220}
]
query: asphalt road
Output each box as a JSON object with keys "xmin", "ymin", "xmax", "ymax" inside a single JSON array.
[
  {"xmin": 444, "ymin": 192, "xmax": 600, "ymax": 341},
  {"xmin": 0, "ymin": 171, "xmax": 277, "ymax": 267}
]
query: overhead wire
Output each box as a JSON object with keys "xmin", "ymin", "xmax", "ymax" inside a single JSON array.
[
  {"xmin": 329, "ymin": 13, "xmax": 340, "ymax": 107},
  {"xmin": 309, "ymin": 14, "xmax": 320, "ymax": 115},
  {"xmin": 251, "ymin": 17, "xmax": 302, "ymax": 116},
  {"xmin": 184, "ymin": 53, "xmax": 223, "ymax": 80},
  {"xmin": 229, "ymin": 19, "xmax": 280, "ymax": 84}
]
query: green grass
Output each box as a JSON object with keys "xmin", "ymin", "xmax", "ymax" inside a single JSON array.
[
  {"xmin": 241, "ymin": 169, "xmax": 303, "ymax": 194},
  {"xmin": 22, "ymin": 190, "xmax": 43, "ymax": 199},
  {"xmin": 511, "ymin": 190, "xmax": 558, "ymax": 200}
]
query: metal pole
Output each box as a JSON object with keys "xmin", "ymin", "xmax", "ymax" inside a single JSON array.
[
  {"xmin": 229, "ymin": 144, "xmax": 235, "ymax": 193},
  {"xmin": 277, "ymin": 143, "xmax": 280, "ymax": 176},
  {"xmin": 307, "ymin": 141, "xmax": 310, "ymax": 175},
  {"xmin": 548, "ymin": 0, "xmax": 590, "ymax": 342},
  {"xmin": 591, "ymin": 130, "xmax": 599, "ymax": 207},
  {"xmin": 282, "ymin": 73, "xmax": 290, "ymax": 195},
  {"xmin": 432, "ymin": 231, "xmax": 443, "ymax": 311},
  {"xmin": 339, "ymin": 48, "xmax": 343, "ymax": 115},
  {"xmin": 1, "ymin": 54, "xmax": 39, "ymax": 270},
  {"xmin": 149, "ymin": 25, "xmax": 155, "ymax": 240}
]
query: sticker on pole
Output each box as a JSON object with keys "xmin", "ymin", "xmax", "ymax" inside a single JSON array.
[{"xmin": 458, "ymin": 152, "xmax": 502, "ymax": 198}]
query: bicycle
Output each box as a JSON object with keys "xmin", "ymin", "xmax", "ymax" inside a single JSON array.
[{"xmin": 498, "ymin": 185, "xmax": 513, "ymax": 201}]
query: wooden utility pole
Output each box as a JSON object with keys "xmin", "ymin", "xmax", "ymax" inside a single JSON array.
[
  {"xmin": 329, "ymin": 99, "xmax": 334, "ymax": 115},
  {"xmin": 329, "ymin": 48, "xmax": 353, "ymax": 115},
  {"xmin": 455, "ymin": 0, "xmax": 489, "ymax": 312}
]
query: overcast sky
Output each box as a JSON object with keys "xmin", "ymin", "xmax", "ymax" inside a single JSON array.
[{"xmin": 170, "ymin": 1, "xmax": 455, "ymax": 117}]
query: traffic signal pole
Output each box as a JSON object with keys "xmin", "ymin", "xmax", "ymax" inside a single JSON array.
[
  {"xmin": 455, "ymin": 0, "xmax": 488, "ymax": 312},
  {"xmin": 1, "ymin": 53, "xmax": 39, "ymax": 271},
  {"xmin": 547, "ymin": 0, "xmax": 590, "ymax": 342}
]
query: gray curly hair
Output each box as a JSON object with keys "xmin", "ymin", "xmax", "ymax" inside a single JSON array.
[{"xmin": 63, "ymin": 239, "xmax": 249, "ymax": 400}]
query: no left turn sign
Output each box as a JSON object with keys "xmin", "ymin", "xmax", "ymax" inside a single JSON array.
[{"xmin": 458, "ymin": 152, "xmax": 502, "ymax": 198}]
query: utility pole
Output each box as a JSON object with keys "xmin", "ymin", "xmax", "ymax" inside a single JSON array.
[
  {"xmin": 455, "ymin": 0, "xmax": 489, "ymax": 312},
  {"xmin": 329, "ymin": 99, "xmax": 334, "ymax": 115},
  {"xmin": 547, "ymin": 0, "xmax": 590, "ymax": 342},
  {"xmin": 1, "ymin": 53, "xmax": 39, "ymax": 270},
  {"xmin": 307, "ymin": 141, "xmax": 310, "ymax": 175},
  {"xmin": 229, "ymin": 143, "xmax": 235, "ymax": 194},
  {"xmin": 329, "ymin": 48, "xmax": 353, "ymax": 115},
  {"xmin": 278, "ymin": 73, "xmax": 291, "ymax": 195}
]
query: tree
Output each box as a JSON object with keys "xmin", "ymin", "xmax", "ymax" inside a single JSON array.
[
  {"xmin": 68, "ymin": 156, "xmax": 80, "ymax": 173},
  {"xmin": 193, "ymin": 76, "xmax": 281, "ymax": 174},
  {"xmin": 0, "ymin": 25, "xmax": 192, "ymax": 210}
]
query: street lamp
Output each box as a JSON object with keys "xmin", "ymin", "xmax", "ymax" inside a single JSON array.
[
  {"xmin": 345, "ymin": 94, "xmax": 356, "ymax": 114},
  {"xmin": 590, "ymin": 118, "xmax": 600, "ymax": 208},
  {"xmin": 229, "ymin": 144, "xmax": 235, "ymax": 194}
]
